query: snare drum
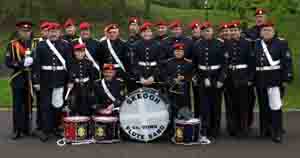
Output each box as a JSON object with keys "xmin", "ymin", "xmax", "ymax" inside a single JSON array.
[
  {"xmin": 63, "ymin": 116, "xmax": 90, "ymax": 143},
  {"xmin": 92, "ymin": 116, "xmax": 120, "ymax": 143},
  {"xmin": 173, "ymin": 118, "xmax": 201, "ymax": 145}
]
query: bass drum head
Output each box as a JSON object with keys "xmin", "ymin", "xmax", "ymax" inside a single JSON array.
[{"xmin": 120, "ymin": 88, "xmax": 170, "ymax": 142}]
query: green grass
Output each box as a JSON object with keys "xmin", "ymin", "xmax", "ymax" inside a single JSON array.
[{"xmin": 0, "ymin": 79, "xmax": 11, "ymax": 107}]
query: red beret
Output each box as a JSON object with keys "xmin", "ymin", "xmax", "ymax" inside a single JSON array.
[
  {"xmin": 230, "ymin": 20, "xmax": 241, "ymax": 28},
  {"xmin": 169, "ymin": 20, "xmax": 182, "ymax": 29},
  {"xmin": 74, "ymin": 43, "xmax": 86, "ymax": 50},
  {"xmin": 260, "ymin": 21, "xmax": 274, "ymax": 28},
  {"xmin": 103, "ymin": 64, "xmax": 115, "ymax": 71},
  {"xmin": 189, "ymin": 20, "xmax": 201, "ymax": 30},
  {"xmin": 140, "ymin": 22, "xmax": 153, "ymax": 32},
  {"xmin": 155, "ymin": 20, "xmax": 168, "ymax": 27},
  {"xmin": 16, "ymin": 20, "xmax": 33, "ymax": 30},
  {"xmin": 201, "ymin": 21, "xmax": 212, "ymax": 30},
  {"xmin": 219, "ymin": 22, "xmax": 230, "ymax": 30},
  {"xmin": 40, "ymin": 21, "xmax": 50, "ymax": 30},
  {"xmin": 173, "ymin": 43, "xmax": 185, "ymax": 50},
  {"xmin": 105, "ymin": 24, "xmax": 119, "ymax": 33},
  {"xmin": 79, "ymin": 22, "xmax": 91, "ymax": 30},
  {"xmin": 255, "ymin": 8, "xmax": 267, "ymax": 16},
  {"xmin": 64, "ymin": 18, "xmax": 75, "ymax": 28},
  {"xmin": 129, "ymin": 17, "xmax": 139, "ymax": 25},
  {"xmin": 48, "ymin": 22, "xmax": 61, "ymax": 30}
]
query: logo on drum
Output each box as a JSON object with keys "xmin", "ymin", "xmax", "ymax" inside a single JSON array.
[
  {"xmin": 175, "ymin": 127, "xmax": 184, "ymax": 141},
  {"xmin": 77, "ymin": 127, "xmax": 86, "ymax": 137},
  {"xmin": 96, "ymin": 127, "xmax": 105, "ymax": 137}
]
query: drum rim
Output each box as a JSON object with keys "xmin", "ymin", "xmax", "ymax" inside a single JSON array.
[
  {"xmin": 92, "ymin": 116, "xmax": 118, "ymax": 122},
  {"xmin": 64, "ymin": 116, "xmax": 90, "ymax": 122},
  {"xmin": 175, "ymin": 119, "xmax": 201, "ymax": 125}
]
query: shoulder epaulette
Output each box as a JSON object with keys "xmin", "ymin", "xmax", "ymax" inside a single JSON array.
[
  {"xmin": 167, "ymin": 57, "xmax": 175, "ymax": 62},
  {"xmin": 184, "ymin": 58, "xmax": 192, "ymax": 63},
  {"xmin": 278, "ymin": 37, "xmax": 286, "ymax": 41},
  {"xmin": 217, "ymin": 38, "xmax": 224, "ymax": 43},
  {"xmin": 244, "ymin": 37, "xmax": 252, "ymax": 42},
  {"xmin": 10, "ymin": 39, "xmax": 17, "ymax": 44},
  {"xmin": 72, "ymin": 38, "xmax": 80, "ymax": 42}
]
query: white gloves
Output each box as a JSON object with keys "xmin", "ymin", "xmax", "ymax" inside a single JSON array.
[
  {"xmin": 216, "ymin": 81, "xmax": 223, "ymax": 88},
  {"xmin": 24, "ymin": 57, "xmax": 33, "ymax": 67},
  {"xmin": 204, "ymin": 78, "xmax": 211, "ymax": 87}
]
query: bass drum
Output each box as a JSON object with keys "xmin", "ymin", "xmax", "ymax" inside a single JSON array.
[{"xmin": 119, "ymin": 88, "xmax": 170, "ymax": 142}]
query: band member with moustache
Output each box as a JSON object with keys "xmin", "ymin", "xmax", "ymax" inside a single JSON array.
[
  {"xmin": 5, "ymin": 20, "xmax": 35, "ymax": 140},
  {"xmin": 94, "ymin": 64, "xmax": 124, "ymax": 116},
  {"xmin": 33, "ymin": 22, "xmax": 73, "ymax": 142},
  {"xmin": 72, "ymin": 22, "xmax": 101, "ymax": 73},
  {"xmin": 132, "ymin": 22, "xmax": 164, "ymax": 89},
  {"xmin": 192, "ymin": 21, "xmax": 228, "ymax": 142},
  {"xmin": 66, "ymin": 44, "xmax": 98, "ymax": 116},
  {"xmin": 96, "ymin": 24, "xmax": 129, "ymax": 81},
  {"xmin": 62, "ymin": 18, "xmax": 79, "ymax": 43},
  {"xmin": 225, "ymin": 21, "xmax": 254, "ymax": 137},
  {"xmin": 253, "ymin": 21, "xmax": 293, "ymax": 143},
  {"xmin": 127, "ymin": 17, "xmax": 141, "ymax": 43},
  {"xmin": 154, "ymin": 20, "xmax": 169, "ymax": 42}
]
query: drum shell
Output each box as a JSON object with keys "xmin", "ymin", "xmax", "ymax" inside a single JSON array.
[
  {"xmin": 63, "ymin": 117, "xmax": 91, "ymax": 142},
  {"xmin": 92, "ymin": 117, "xmax": 120, "ymax": 142},
  {"xmin": 174, "ymin": 120, "xmax": 201, "ymax": 143}
]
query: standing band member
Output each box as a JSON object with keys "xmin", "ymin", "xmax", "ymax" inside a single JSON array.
[
  {"xmin": 226, "ymin": 21, "xmax": 254, "ymax": 137},
  {"xmin": 254, "ymin": 21, "xmax": 293, "ymax": 143},
  {"xmin": 33, "ymin": 22, "xmax": 73, "ymax": 142},
  {"xmin": 5, "ymin": 20, "xmax": 35, "ymax": 140},
  {"xmin": 133, "ymin": 22, "xmax": 164, "ymax": 89},
  {"xmin": 67, "ymin": 44, "xmax": 98, "ymax": 116},
  {"xmin": 165, "ymin": 43, "xmax": 193, "ymax": 122},
  {"xmin": 154, "ymin": 20, "xmax": 169, "ymax": 42},
  {"xmin": 63, "ymin": 18, "xmax": 79, "ymax": 43},
  {"xmin": 192, "ymin": 21, "xmax": 227, "ymax": 143}
]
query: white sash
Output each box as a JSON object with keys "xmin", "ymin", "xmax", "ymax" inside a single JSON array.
[
  {"xmin": 261, "ymin": 40, "xmax": 280, "ymax": 66},
  {"xmin": 267, "ymin": 86, "xmax": 282, "ymax": 110},
  {"xmin": 52, "ymin": 87, "xmax": 64, "ymax": 108},
  {"xmin": 46, "ymin": 39, "xmax": 67, "ymax": 70},
  {"xmin": 101, "ymin": 79, "xmax": 116, "ymax": 102},
  {"xmin": 106, "ymin": 39, "xmax": 126, "ymax": 72},
  {"xmin": 78, "ymin": 38, "xmax": 100, "ymax": 71}
]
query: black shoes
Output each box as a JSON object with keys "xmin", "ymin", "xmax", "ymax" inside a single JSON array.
[
  {"xmin": 272, "ymin": 135, "xmax": 283, "ymax": 144},
  {"xmin": 10, "ymin": 131, "xmax": 22, "ymax": 140}
]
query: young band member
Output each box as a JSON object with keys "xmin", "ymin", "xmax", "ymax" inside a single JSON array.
[{"xmin": 67, "ymin": 43, "xmax": 98, "ymax": 116}]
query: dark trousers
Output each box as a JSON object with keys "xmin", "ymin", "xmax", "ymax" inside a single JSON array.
[
  {"xmin": 247, "ymin": 86, "xmax": 256, "ymax": 128},
  {"xmin": 256, "ymin": 87, "xmax": 283, "ymax": 136},
  {"xmin": 40, "ymin": 87, "xmax": 62, "ymax": 134},
  {"xmin": 198, "ymin": 87, "xmax": 222, "ymax": 138},
  {"xmin": 35, "ymin": 91, "xmax": 42, "ymax": 130},
  {"xmin": 226, "ymin": 84, "xmax": 250, "ymax": 135},
  {"xmin": 11, "ymin": 87, "xmax": 31, "ymax": 133},
  {"xmin": 193, "ymin": 85, "xmax": 201, "ymax": 119},
  {"xmin": 70, "ymin": 86, "xmax": 92, "ymax": 116}
]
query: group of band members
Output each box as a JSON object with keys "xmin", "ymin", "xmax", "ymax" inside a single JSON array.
[{"xmin": 5, "ymin": 8, "xmax": 293, "ymax": 144}]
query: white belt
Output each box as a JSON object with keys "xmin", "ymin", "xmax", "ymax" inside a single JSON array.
[
  {"xmin": 138, "ymin": 61, "xmax": 157, "ymax": 67},
  {"xmin": 229, "ymin": 64, "xmax": 248, "ymax": 70},
  {"xmin": 256, "ymin": 65, "xmax": 281, "ymax": 71},
  {"xmin": 41, "ymin": 66, "xmax": 65, "ymax": 71},
  {"xmin": 198, "ymin": 65, "xmax": 221, "ymax": 71},
  {"xmin": 75, "ymin": 77, "xmax": 90, "ymax": 83}
]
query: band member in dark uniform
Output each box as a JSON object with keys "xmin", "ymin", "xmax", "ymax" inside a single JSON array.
[
  {"xmin": 253, "ymin": 21, "xmax": 293, "ymax": 143},
  {"xmin": 71, "ymin": 22, "xmax": 100, "ymax": 73},
  {"xmin": 132, "ymin": 22, "xmax": 164, "ymax": 89},
  {"xmin": 97, "ymin": 24, "xmax": 129, "ymax": 79},
  {"xmin": 225, "ymin": 21, "xmax": 254, "ymax": 137},
  {"xmin": 67, "ymin": 44, "xmax": 98, "ymax": 116},
  {"xmin": 164, "ymin": 43, "xmax": 193, "ymax": 120},
  {"xmin": 32, "ymin": 21, "xmax": 51, "ymax": 132},
  {"xmin": 243, "ymin": 8, "xmax": 268, "ymax": 128},
  {"xmin": 33, "ymin": 22, "xmax": 73, "ymax": 142},
  {"xmin": 5, "ymin": 20, "xmax": 35, "ymax": 140},
  {"xmin": 94, "ymin": 64, "xmax": 124, "ymax": 116},
  {"xmin": 192, "ymin": 21, "xmax": 227, "ymax": 143},
  {"xmin": 62, "ymin": 18, "xmax": 79, "ymax": 43},
  {"xmin": 154, "ymin": 20, "xmax": 169, "ymax": 42},
  {"xmin": 126, "ymin": 17, "xmax": 141, "ymax": 93}
]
